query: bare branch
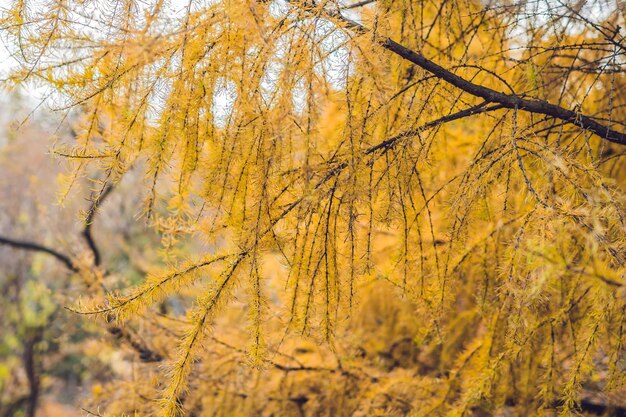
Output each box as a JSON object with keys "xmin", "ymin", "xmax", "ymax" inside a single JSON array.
[
  {"xmin": 82, "ymin": 183, "xmax": 114, "ymax": 267},
  {"xmin": 0, "ymin": 236, "xmax": 78, "ymax": 272}
]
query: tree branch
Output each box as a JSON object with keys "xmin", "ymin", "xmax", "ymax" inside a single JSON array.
[
  {"xmin": 82, "ymin": 183, "xmax": 114, "ymax": 267},
  {"xmin": 365, "ymin": 102, "xmax": 505, "ymax": 154},
  {"xmin": 301, "ymin": 2, "xmax": 626, "ymax": 146},
  {"xmin": 378, "ymin": 36, "xmax": 626, "ymax": 145},
  {"xmin": 0, "ymin": 236, "xmax": 78, "ymax": 272},
  {"xmin": 0, "ymin": 183, "xmax": 163, "ymax": 363},
  {"xmin": 0, "ymin": 234, "xmax": 163, "ymax": 362},
  {"xmin": 340, "ymin": 0, "xmax": 376, "ymax": 10},
  {"xmin": 106, "ymin": 324, "xmax": 163, "ymax": 362},
  {"xmin": 22, "ymin": 328, "xmax": 43, "ymax": 417}
]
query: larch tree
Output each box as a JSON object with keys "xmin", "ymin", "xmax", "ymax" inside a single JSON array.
[{"xmin": 0, "ymin": 0, "xmax": 625, "ymax": 416}]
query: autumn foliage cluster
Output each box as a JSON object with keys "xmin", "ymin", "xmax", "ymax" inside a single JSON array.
[{"xmin": 0, "ymin": 0, "xmax": 625, "ymax": 416}]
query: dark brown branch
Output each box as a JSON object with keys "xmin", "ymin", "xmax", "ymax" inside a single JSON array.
[
  {"xmin": 82, "ymin": 183, "xmax": 114, "ymax": 267},
  {"xmin": 22, "ymin": 328, "xmax": 43, "ymax": 417},
  {"xmin": 378, "ymin": 36, "xmax": 626, "ymax": 145},
  {"xmin": 0, "ymin": 183, "xmax": 113, "ymax": 271},
  {"xmin": 341, "ymin": 0, "xmax": 376, "ymax": 10},
  {"xmin": 0, "ymin": 236, "xmax": 78, "ymax": 272},
  {"xmin": 106, "ymin": 323, "xmax": 163, "ymax": 362},
  {"xmin": 365, "ymin": 102, "xmax": 505, "ymax": 154},
  {"xmin": 301, "ymin": 2, "xmax": 626, "ymax": 146}
]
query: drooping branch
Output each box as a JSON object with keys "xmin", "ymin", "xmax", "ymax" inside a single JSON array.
[
  {"xmin": 0, "ymin": 236, "xmax": 78, "ymax": 272},
  {"xmin": 298, "ymin": 1, "xmax": 626, "ymax": 146}
]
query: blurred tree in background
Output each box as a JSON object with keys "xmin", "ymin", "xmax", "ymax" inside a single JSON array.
[
  {"xmin": 0, "ymin": 96, "xmax": 168, "ymax": 416},
  {"xmin": 0, "ymin": 0, "xmax": 625, "ymax": 416}
]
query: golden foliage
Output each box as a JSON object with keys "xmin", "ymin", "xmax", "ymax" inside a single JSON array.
[{"xmin": 1, "ymin": 0, "xmax": 625, "ymax": 415}]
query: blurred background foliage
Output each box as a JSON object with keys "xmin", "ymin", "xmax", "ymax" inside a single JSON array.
[{"xmin": 0, "ymin": 92, "xmax": 164, "ymax": 416}]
